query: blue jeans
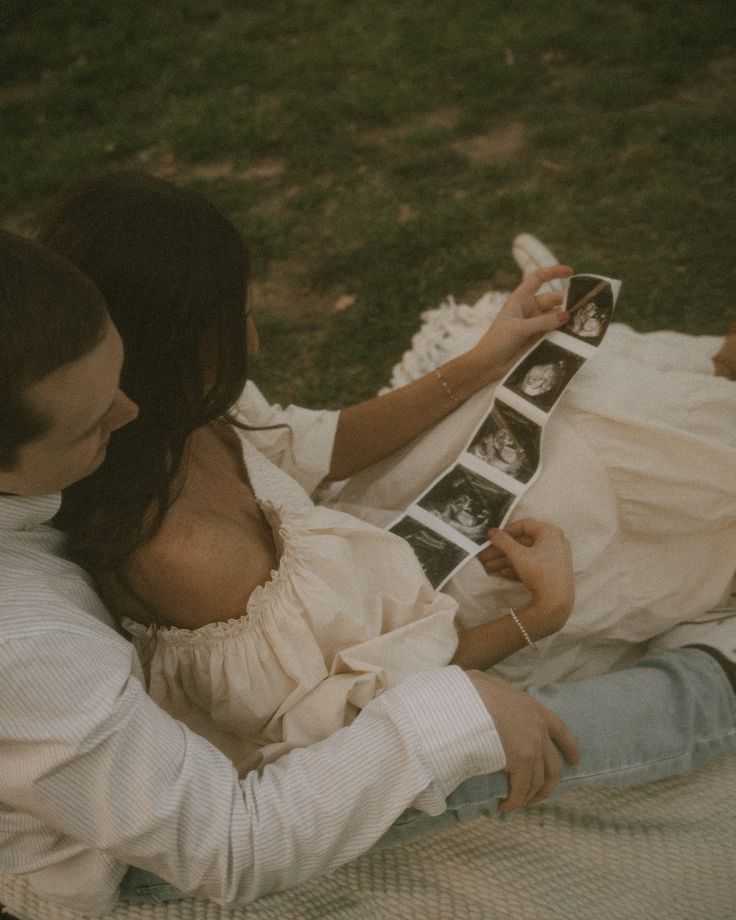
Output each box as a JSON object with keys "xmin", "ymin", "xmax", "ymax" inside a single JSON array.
[{"xmin": 120, "ymin": 647, "xmax": 736, "ymax": 903}]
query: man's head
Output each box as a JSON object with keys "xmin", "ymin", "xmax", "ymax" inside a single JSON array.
[{"xmin": 0, "ymin": 231, "xmax": 137, "ymax": 495}]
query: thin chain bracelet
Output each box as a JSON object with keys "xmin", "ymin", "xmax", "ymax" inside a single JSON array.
[
  {"xmin": 508, "ymin": 607, "xmax": 540, "ymax": 655},
  {"xmin": 435, "ymin": 367, "xmax": 460, "ymax": 405}
]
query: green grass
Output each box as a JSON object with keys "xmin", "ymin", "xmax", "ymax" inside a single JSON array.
[{"xmin": 1, "ymin": 0, "xmax": 735, "ymax": 407}]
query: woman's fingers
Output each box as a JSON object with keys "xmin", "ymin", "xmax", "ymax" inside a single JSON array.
[
  {"xmin": 479, "ymin": 520, "xmax": 556, "ymax": 579},
  {"xmin": 481, "ymin": 557, "xmax": 519, "ymax": 580},
  {"xmin": 481, "ymin": 555, "xmax": 506, "ymax": 570},
  {"xmin": 486, "ymin": 527, "xmax": 528, "ymax": 562},
  {"xmin": 515, "ymin": 264, "xmax": 573, "ymax": 300},
  {"xmin": 523, "ymin": 309, "xmax": 570, "ymax": 336},
  {"xmin": 478, "ymin": 524, "xmax": 536, "ymax": 576},
  {"xmin": 498, "ymin": 518, "xmax": 546, "ymax": 541},
  {"xmin": 535, "ymin": 291, "xmax": 566, "ymax": 312},
  {"xmin": 497, "ymin": 566, "xmax": 519, "ymax": 580}
]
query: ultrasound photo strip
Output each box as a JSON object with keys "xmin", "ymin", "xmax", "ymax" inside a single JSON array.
[{"xmin": 388, "ymin": 273, "xmax": 621, "ymax": 588}]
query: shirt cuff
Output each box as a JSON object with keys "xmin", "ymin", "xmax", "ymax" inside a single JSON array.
[{"xmin": 383, "ymin": 666, "xmax": 506, "ymax": 814}]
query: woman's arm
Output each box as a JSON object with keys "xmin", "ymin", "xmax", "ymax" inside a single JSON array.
[
  {"xmin": 326, "ymin": 265, "xmax": 572, "ymax": 481},
  {"xmin": 452, "ymin": 519, "xmax": 575, "ymax": 671}
]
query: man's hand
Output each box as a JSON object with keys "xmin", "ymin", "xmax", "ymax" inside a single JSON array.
[{"xmin": 466, "ymin": 670, "xmax": 580, "ymax": 812}]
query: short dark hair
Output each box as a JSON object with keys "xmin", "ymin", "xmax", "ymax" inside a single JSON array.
[{"xmin": 0, "ymin": 231, "xmax": 108, "ymax": 468}]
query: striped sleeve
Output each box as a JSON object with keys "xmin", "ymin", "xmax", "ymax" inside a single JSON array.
[{"xmin": 0, "ymin": 627, "xmax": 503, "ymax": 907}]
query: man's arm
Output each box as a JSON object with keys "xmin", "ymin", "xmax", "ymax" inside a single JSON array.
[{"xmin": 1, "ymin": 631, "xmax": 576, "ymax": 908}]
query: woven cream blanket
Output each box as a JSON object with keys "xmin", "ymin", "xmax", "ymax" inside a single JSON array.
[{"xmin": 2, "ymin": 754, "xmax": 736, "ymax": 920}]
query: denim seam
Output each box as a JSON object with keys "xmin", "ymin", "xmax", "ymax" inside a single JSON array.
[{"xmin": 560, "ymin": 728, "xmax": 736, "ymax": 784}]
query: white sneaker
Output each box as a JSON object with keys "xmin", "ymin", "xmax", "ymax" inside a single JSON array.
[{"xmin": 512, "ymin": 233, "xmax": 566, "ymax": 292}]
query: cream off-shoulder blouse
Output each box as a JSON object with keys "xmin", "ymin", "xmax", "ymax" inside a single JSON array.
[{"xmin": 123, "ymin": 383, "xmax": 460, "ymax": 775}]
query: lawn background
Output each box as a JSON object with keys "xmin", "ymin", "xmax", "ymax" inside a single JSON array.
[{"xmin": 1, "ymin": 0, "xmax": 734, "ymax": 407}]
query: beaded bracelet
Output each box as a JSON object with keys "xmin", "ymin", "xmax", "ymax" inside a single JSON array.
[
  {"xmin": 508, "ymin": 607, "xmax": 539, "ymax": 655},
  {"xmin": 435, "ymin": 367, "xmax": 460, "ymax": 405}
]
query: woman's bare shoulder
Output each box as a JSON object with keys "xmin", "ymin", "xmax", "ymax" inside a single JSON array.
[{"xmin": 122, "ymin": 503, "xmax": 278, "ymax": 631}]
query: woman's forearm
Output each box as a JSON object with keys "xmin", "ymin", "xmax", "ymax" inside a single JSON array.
[
  {"xmin": 326, "ymin": 266, "xmax": 572, "ymax": 482},
  {"xmin": 326, "ymin": 347, "xmax": 494, "ymax": 481},
  {"xmin": 451, "ymin": 601, "xmax": 553, "ymax": 671},
  {"xmin": 451, "ymin": 614, "xmax": 527, "ymax": 671}
]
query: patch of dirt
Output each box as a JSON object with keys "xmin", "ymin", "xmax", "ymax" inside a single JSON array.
[
  {"xmin": 249, "ymin": 258, "xmax": 343, "ymax": 319},
  {"xmin": 190, "ymin": 158, "xmax": 286, "ymax": 181},
  {"xmin": 358, "ymin": 106, "xmax": 526, "ymax": 165},
  {"xmin": 452, "ymin": 121, "xmax": 526, "ymax": 165},
  {"xmin": 0, "ymin": 81, "xmax": 38, "ymax": 103},
  {"xmin": 133, "ymin": 145, "xmax": 179, "ymax": 178},
  {"xmin": 188, "ymin": 160, "xmax": 236, "ymax": 180},
  {"xmin": 239, "ymin": 159, "xmax": 286, "ymax": 181},
  {"xmin": 357, "ymin": 106, "xmax": 460, "ymax": 146},
  {"xmin": 131, "ymin": 147, "xmax": 286, "ymax": 183}
]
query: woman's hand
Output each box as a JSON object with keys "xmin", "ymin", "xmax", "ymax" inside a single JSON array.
[
  {"xmin": 468, "ymin": 265, "xmax": 573, "ymax": 385},
  {"xmin": 325, "ymin": 265, "xmax": 572, "ymax": 482},
  {"xmin": 478, "ymin": 518, "xmax": 575, "ymax": 639}
]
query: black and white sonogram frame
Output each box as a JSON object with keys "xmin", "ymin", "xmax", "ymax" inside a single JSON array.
[
  {"xmin": 468, "ymin": 401, "xmax": 541, "ymax": 484},
  {"xmin": 503, "ymin": 340, "xmax": 586, "ymax": 414},
  {"xmin": 390, "ymin": 517, "xmax": 468, "ymax": 589},
  {"xmin": 560, "ymin": 275, "xmax": 614, "ymax": 346},
  {"xmin": 417, "ymin": 466, "xmax": 516, "ymax": 545},
  {"xmin": 387, "ymin": 273, "xmax": 621, "ymax": 589}
]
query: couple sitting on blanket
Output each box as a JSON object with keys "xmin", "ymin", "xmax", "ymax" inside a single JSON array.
[{"xmin": 1, "ymin": 171, "xmax": 735, "ymax": 911}]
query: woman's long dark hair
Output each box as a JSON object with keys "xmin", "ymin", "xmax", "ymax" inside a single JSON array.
[{"xmin": 37, "ymin": 172, "xmax": 252, "ymax": 577}]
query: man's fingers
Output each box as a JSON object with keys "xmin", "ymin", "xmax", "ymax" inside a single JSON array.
[
  {"xmin": 500, "ymin": 761, "xmax": 534, "ymax": 813},
  {"xmin": 466, "ymin": 672, "xmax": 578, "ymax": 817},
  {"xmin": 503, "ymin": 715, "xmax": 576, "ymax": 814},
  {"xmin": 543, "ymin": 708, "xmax": 581, "ymax": 766},
  {"xmin": 526, "ymin": 738, "xmax": 563, "ymax": 807},
  {"xmin": 527, "ymin": 742, "xmax": 546, "ymax": 805}
]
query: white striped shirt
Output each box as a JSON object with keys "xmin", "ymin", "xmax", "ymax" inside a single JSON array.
[{"xmin": 0, "ymin": 493, "xmax": 504, "ymax": 913}]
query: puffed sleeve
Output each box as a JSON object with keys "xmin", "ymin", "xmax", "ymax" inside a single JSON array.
[{"xmin": 231, "ymin": 381, "xmax": 339, "ymax": 495}]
